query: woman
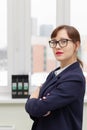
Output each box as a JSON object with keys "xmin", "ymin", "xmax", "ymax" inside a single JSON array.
[{"xmin": 25, "ymin": 25, "xmax": 86, "ymax": 130}]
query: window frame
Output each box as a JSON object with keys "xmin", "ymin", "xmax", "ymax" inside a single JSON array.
[
  {"xmin": 0, "ymin": 0, "xmax": 31, "ymax": 94},
  {"xmin": 0, "ymin": 0, "xmax": 70, "ymax": 95}
]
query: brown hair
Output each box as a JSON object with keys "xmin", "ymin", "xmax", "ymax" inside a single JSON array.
[{"xmin": 50, "ymin": 25, "xmax": 83, "ymax": 67}]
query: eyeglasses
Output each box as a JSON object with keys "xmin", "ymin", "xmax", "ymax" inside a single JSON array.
[{"xmin": 49, "ymin": 39, "xmax": 73, "ymax": 48}]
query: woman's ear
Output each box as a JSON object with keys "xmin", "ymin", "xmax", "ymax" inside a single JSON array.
[{"xmin": 75, "ymin": 41, "xmax": 80, "ymax": 52}]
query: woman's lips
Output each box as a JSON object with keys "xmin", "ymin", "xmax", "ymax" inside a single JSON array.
[{"xmin": 56, "ymin": 51, "xmax": 63, "ymax": 55}]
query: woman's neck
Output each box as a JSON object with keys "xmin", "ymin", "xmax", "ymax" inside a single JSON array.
[{"xmin": 60, "ymin": 59, "xmax": 77, "ymax": 68}]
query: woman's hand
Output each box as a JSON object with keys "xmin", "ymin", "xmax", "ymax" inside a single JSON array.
[
  {"xmin": 30, "ymin": 86, "xmax": 41, "ymax": 99},
  {"xmin": 30, "ymin": 88, "xmax": 51, "ymax": 116}
]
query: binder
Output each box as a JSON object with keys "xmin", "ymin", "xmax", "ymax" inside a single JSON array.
[{"xmin": 12, "ymin": 75, "xmax": 29, "ymax": 98}]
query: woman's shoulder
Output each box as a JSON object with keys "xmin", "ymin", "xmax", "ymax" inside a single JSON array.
[{"xmin": 58, "ymin": 62, "xmax": 85, "ymax": 82}]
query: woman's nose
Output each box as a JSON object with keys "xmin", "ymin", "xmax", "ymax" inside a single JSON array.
[{"xmin": 56, "ymin": 43, "xmax": 61, "ymax": 48}]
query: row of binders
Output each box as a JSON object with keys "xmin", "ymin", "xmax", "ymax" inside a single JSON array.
[{"xmin": 12, "ymin": 75, "xmax": 29, "ymax": 98}]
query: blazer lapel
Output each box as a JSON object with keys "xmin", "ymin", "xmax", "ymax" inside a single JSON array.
[{"xmin": 39, "ymin": 72, "xmax": 58, "ymax": 97}]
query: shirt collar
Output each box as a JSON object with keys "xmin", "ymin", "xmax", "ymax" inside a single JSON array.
[{"xmin": 55, "ymin": 61, "xmax": 77, "ymax": 76}]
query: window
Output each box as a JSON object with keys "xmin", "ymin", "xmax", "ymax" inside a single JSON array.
[
  {"xmin": 70, "ymin": 0, "xmax": 87, "ymax": 90},
  {"xmin": 30, "ymin": 0, "xmax": 56, "ymax": 93},
  {"xmin": 0, "ymin": 0, "xmax": 7, "ymax": 87},
  {"xmin": 0, "ymin": 0, "xmax": 71, "ymax": 95}
]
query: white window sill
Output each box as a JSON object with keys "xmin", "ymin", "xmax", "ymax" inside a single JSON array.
[
  {"xmin": 0, "ymin": 93, "xmax": 27, "ymax": 104},
  {"xmin": 0, "ymin": 93, "xmax": 87, "ymax": 104}
]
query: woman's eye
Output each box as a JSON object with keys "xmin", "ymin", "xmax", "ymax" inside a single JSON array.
[
  {"xmin": 52, "ymin": 40, "xmax": 56, "ymax": 43},
  {"xmin": 61, "ymin": 40, "xmax": 67, "ymax": 43}
]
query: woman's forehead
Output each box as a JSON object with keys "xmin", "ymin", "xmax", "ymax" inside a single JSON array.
[{"xmin": 55, "ymin": 29, "xmax": 69, "ymax": 39}]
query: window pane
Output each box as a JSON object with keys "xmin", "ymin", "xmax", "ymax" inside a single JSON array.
[
  {"xmin": 70, "ymin": 0, "xmax": 87, "ymax": 89},
  {"xmin": 30, "ymin": 0, "xmax": 56, "ymax": 92},
  {"xmin": 0, "ymin": 0, "xmax": 7, "ymax": 86}
]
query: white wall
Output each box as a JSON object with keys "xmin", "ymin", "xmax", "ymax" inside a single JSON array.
[
  {"xmin": 0, "ymin": 100, "xmax": 33, "ymax": 130},
  {"xmin": 83, "ymin": 102, "xmax": 87, "ymax": 130}
]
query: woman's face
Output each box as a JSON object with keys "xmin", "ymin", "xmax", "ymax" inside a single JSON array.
[{"xmin": 52, "ymin": 29, "xmax": 80, "ymax": 67}]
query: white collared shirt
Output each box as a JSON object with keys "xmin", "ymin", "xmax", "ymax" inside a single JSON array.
[
  {"xmin": 55, "ymin": 66, "xmax": 68, "ymax": 76},
  {"xmin": 55, "ymin": 61, "xmax": 77, "ymax": 76}
]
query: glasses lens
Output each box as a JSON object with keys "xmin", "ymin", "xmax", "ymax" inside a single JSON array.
[
  {"xmin": 59, "ymin": 39, "xmax": 68, "ymax": 47},
  {"xmin": 49, "ymin": 40, "xmax": 56, "ymax": 48}
]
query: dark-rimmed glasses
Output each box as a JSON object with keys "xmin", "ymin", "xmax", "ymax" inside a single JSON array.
[{"xmin": 49, "ymin": 39, "xmax": 73, "ymax": 48}]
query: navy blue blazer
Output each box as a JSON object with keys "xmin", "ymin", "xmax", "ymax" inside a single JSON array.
[{"xmin": 25, "ymin": 62, "xmax": 86, "ymax": 130}]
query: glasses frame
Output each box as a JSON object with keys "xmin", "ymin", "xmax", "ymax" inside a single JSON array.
[{"xmin": 49, "ymin": 38, "xmax": 73, "ymax": 48}]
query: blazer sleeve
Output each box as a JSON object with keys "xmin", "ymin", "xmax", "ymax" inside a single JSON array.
[{"xmin": 25, "ymin": 75, "xmax": 85, "ymax": 118}]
